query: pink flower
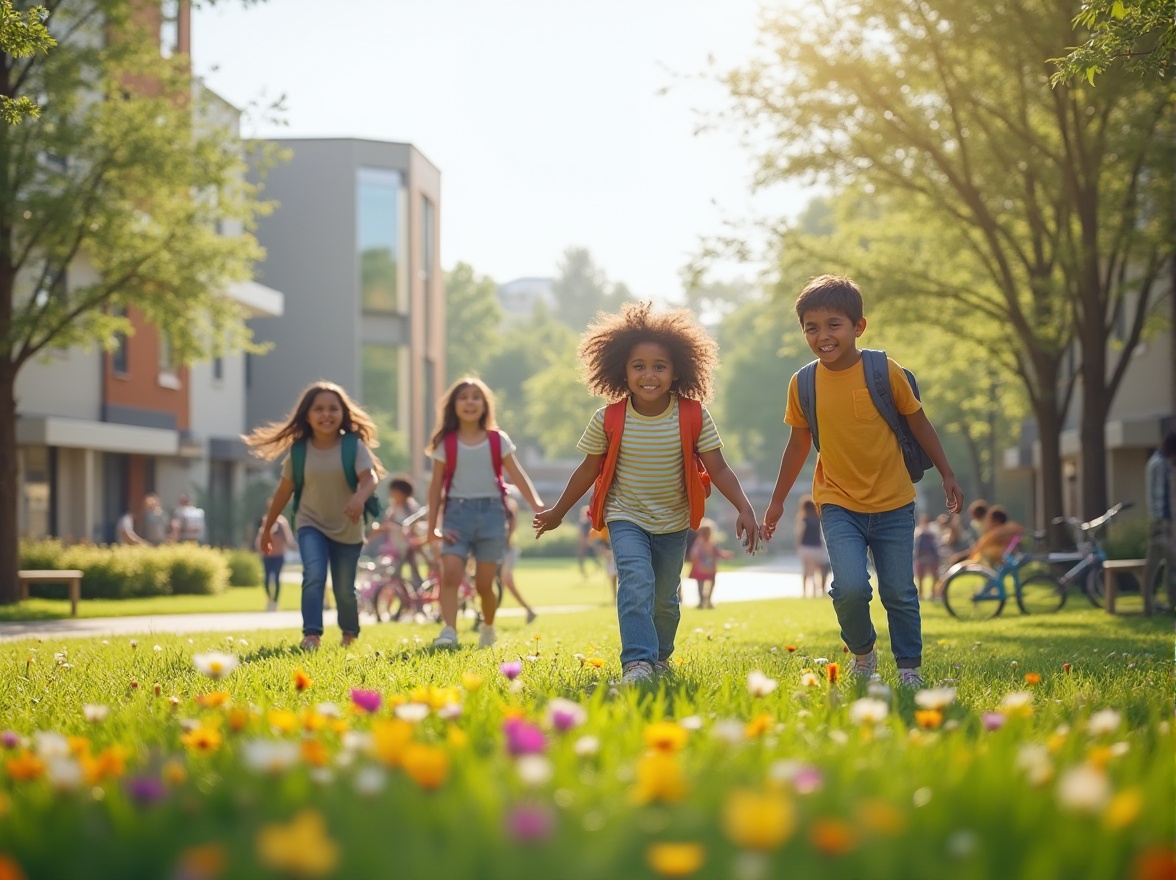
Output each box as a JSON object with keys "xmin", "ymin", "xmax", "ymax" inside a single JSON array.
[
  {"xmin": 793, "ymin": 766, "xmax": 824, "ymax": 794},
  {"xmin": 505, "ymin": 803, "xmax": 555, "ymax": 843},
  {"xmin": 350, "ymin": 689, "xmax": 382, "ymax": 714},
  {"xmin": 503, "ymin": 718, "xmax": 547, "ymax": 756},
  {"xmin": 981, "ymin": 713, "xmax": 1006, "ymax": 732},
  {"xmin": 500, "ymin": 661, "xmax": 523, "ymax": 680}
]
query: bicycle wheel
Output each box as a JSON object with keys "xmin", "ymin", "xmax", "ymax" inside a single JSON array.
[
  {"xmin": 1016, "ymin": 574, "xmax": 1066, "ymax": 615},
  {"xmin": 374, "ymin": 580, "xmax": 405, "ymax": 622},
  {"xmin": 1083, "ymin": 566, "xmax": 1105, "ymax": 608},
  {"xmin": 942, "ymin": 566, "xmax": 1005, "ymax": 621}
]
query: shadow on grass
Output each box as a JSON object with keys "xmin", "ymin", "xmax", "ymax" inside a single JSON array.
[{"xmin": 0, "ymin": 606, "xmax": 67, "ymax": 622}]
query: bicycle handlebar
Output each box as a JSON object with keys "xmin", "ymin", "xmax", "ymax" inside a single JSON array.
[{"xmin": 1050, "ymin": 501, "xmax": 1133, "ymax": 536}]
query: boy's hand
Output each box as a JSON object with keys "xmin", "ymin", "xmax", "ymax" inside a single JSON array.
[
  {"xmin": 760, "ymin": 500, "xmax": 785, "ymax": 542},
  {"xmin": 943, "ymin": 478, "xmax": 964, "ymax": 515},
  {"xmin": 258, "ymin": 529, "xmax": 273, "ymax": 556},
  {"xmin": 735, "ymin": 510, "xmax": 760, "ymax": 555},
  {"xmin": 532, "ymin": 509, "xmax": 563, "ymax": 538}
]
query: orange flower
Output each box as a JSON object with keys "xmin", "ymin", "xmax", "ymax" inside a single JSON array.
[
  {"xmin": 175, "ymin": 844, "xmax": 227, "ymax": 880},
  {"xmin": 914, "ymin": 710, "xmax": 943, "ymax": 730},
  {"xmin": 68, "ymin": 736, "xmax": 90, "ymax": 758},
  {"xmin": 826, "ymin": 663, "xmax": 840, "ymax": 684},
  {"xmin": 293, "ymin": 669, "xmax": 313, "ymax": 691},
  {"xmin": 1132, "ymin": 847, "xmax": 1176, "ymax": 880},
  {"xmin": 402, "ymin": 743, "xmax": 449, "ymax": 790},
  {"xmin": 180, "ymin": 726, "xmax": 223, "ymax": 753},
  {"xmin": 301, "ymin": 738, "xmax": 331, "ymax": 768},
  {"xmin": 854, "ymin": 798, "xmax": 907, "ymax": 837},
  {"xmin": 0, "ymin": 855, "xmax": 26, "ymax": 880},
  {"xmin": 784, "ymin": 645, "xmax": 797, "ymax": 652},
  {"xmin": 646, "ymin": 842, "xmax": 706, "ymax": 877},
  {"xmin": 745, "ymin": 713, "xmax": 774, "ymax": 738},
  {"xmin": 226, "ymin": 706, "xmax": 254, "ymax": 733},
  {"xmin": 163, "ymin": 759, "xmax": 187, "ymax": 786},
  {"xmin": 81, "ymin": 746, "xmax": 128, "ymax": 784},
  {"xmin": 1024, "ymin": 673, "xmax": 1041, "ymax": 686},
  {"xmin": 1062, "ymin": 663, "xmax": 1072, "ymax": 674},
  {"xmin": 196, "ymin": 692, "xmax": 231, "ymax": 708},
  {"xmin": 810, "ymin": 818, "xmax": 856, "ymax": 856},
  {"xmin": 5, "ymin": 751, "xmax": 45, "ymax": 782}
]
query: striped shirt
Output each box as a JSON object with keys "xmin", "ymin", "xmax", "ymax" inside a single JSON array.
[{"xmin": 578, "ymin": 395, "xmax": 722, "ymax": 534}]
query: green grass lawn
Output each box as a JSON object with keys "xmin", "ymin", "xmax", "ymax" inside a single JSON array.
[{"xmin": 0, "ymin": 598, "xmax": 1170, "ymax": 879}]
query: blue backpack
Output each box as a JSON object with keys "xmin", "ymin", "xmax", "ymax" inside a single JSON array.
[
  {"xmin": 290, "ymin": 433, "xmax": 384, "ymax": 524},
  {"xmin": 797, "ymin": 349, "xmax": 935, "ymax": 483}
]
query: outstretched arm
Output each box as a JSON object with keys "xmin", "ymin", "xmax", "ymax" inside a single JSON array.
[
  {"xmin": 698, "ymin": 448, "xmax": 759, "ymax": 554},
  {"xmin": 502, "ymin": 455, "xmax": 544, "ymax": 511},
  {"xmin": 258, "ymin": 478, "xmax": 295, "ymax": 555},
  {"xmin": 425, "ymin": 464, "xmax": 446, "ymax": 541},
  {"xmin": 761, "ymin": 427, "xmax": 812, "ymax": 541},
  {"xmin": 533, "ymin": 454, "xmax": 602, "ymax": 538},
  {"xmin": 907, "ymin": 409, "xmax": 964, "ymax": 515}
]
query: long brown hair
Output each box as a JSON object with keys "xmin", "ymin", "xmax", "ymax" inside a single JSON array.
[
  {"xmin": 427, "ymin": 377, "xmax": 497, "ymax": 453},
  {"xmin": 242, "ymin": 380, "xmax": 383, "ymax": 475}
]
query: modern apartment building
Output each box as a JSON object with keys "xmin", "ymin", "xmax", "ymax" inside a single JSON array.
[{"xmin": 245, "ymin": 139, "xmax": 444, "ymax": 487}]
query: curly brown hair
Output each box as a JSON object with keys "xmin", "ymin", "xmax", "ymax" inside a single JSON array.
[{"xmin": 578, "ymin": 301, "xmax": 719, "ymax": 402}]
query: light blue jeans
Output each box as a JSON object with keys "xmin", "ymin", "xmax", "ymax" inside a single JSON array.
[
  {"xmin": 298, "ymin": 526, "xmax": 362, "ymax": 638},
  {"xmin": 820, "ymin": 502, "xmax": 922, "ymax": 668},
  {"xmin": 608, "ymin": 520, "xmax": 688, "ymax": 666}
]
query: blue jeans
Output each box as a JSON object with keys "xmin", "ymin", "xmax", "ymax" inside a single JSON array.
[
  {"xmin": 262, "ymin": 555, "xmax": 283, "ymax": 602},
  {"xmin": 608, "ymin": 520, "xmax": 688, "ymax": 666},
  {"xmin": 297, "ymin": 527, "xmax": 362, "ymax": 637},
  {"xmin": 820, "ymin": 503, "xmax": 922, "ymax": 668}
]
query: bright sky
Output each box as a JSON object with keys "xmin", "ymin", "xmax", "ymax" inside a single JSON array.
[{"xmin": 191, "ymin": 0, "xmax": 810, "ymax": 301}]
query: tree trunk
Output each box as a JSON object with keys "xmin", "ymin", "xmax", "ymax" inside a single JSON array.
[{"xmin": 0, "ymin": 361, "xmax": 19, "ymax": 604}]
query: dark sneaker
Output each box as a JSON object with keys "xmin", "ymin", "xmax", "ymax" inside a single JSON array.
[
  {"xmin": 850, "ymin": 648, "xmax": 878, "ymax": 679},
  {"xmin": 898, "ymin": 668, "xmax": 925, "ymax": 689},
  {"xmin": 652, "ymin": 660, "xmax": 673, "ymax": 676},
  {"xmin": 621, "ymin": 661, "xmax": 655, "ymax": 684},
  {"xmin": 340, "ymin": 632, "xmax": 357, "ymax": 648},
  {"xmin": 299, "ymin": 634, "xmax": 321, "ymax": 652}
]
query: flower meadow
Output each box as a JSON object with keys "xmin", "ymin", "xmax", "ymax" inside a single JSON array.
[{"xmin": 0, "ymin": 601, "xmax": 1171, "ymax": 880}]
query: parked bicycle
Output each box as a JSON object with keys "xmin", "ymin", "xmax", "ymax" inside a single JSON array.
[
  {"xmin": 941, "ymin": 535, "xmax": 1064, "ymax": 620},
  {"xmin": 1020, "ymin": 501, "xmax": 1134, "ymax": 609}
]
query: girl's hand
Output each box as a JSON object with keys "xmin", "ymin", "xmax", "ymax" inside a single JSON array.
[
  {"xmin": 431, "ymin": 527, "xmax": 457, "ymax": 546},
  {"xmin": 736, "ymin": 511, "xmax": 760, "ymax": 555},
  {"xmin": 258, "ymin": 528, "xmax": 273, "ymax": 556},
  {"xmin": 760, "ymin": 500, "xmax": 785, "ymax": 542},
  {"xmin": 343, "ymin": 495, "xmax": 364, "ymax": 524},
  {"xmin": 532, "ymin": 509, "xmax": 563, "ymax": 538}
]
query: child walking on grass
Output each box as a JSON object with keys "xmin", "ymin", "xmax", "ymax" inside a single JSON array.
[
  {"xmin": 426, "ymin": 378, "xmax": 544, "ymax": 650},
  {"xmin": 686, "ymin": 518, "xmax": 731, "ymax": 609},
  {"xmin": 533, "ymin": 301, "xmax": 759, "ymax": 684},
  {"xmin": 760, "ymin": 275, "xmax": 963, "ymax": 689},
  {"xmin": 246, "ymin": 381, "xmax": 384, "ymax": 651}
]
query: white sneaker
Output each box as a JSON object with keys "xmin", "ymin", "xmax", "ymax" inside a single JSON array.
[
  {"xmin": 898, "ymin": 667, "xmax": 925, "ymax": 689},
  {"xmin": 266, "ymin": 599, "xmax": 278, "ymax": 612},
  {"xmin": 850, "ymin": 648, "xmax": 878, "ymax": 679},
  {"xmin": 433, "ymin": 626, "xmax": 459, "ymax": 649},
  {"xmin": 477, "ymin": 623, "xmax": 497, "ymax": 649},
  {"xmin": 621, "ymin": 660, "xmax": 655, "ymax": 684}
]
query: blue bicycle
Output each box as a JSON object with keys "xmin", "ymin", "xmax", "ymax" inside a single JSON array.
[{"xmin": 941, "ymin": 536, "xmax": 1064, "ymax": 621}]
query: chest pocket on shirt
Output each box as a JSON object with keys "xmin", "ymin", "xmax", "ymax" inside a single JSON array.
[{"xmin": 852, "ymin": 389, "xmax": 879, "ymax": 421}]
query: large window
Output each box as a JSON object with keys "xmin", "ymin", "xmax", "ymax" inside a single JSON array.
[
  {"xmin": 20, "ymin": 446, "xmax": 51, "ymax": 538},
  {"xmin": 357, "ymin": 168, "xmax": 406, "ymax": 314},
  {"xmin": 362, "ymin": 343, "xmax": 402, "ymax": 432},
  {"xmin": 421, "ymin": 194, "xmax": 435, "ymax": 336}
]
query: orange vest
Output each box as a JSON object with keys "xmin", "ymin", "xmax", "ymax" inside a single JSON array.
[{"xmin": 588, "ymin": 397, "xmax": 712, "ymax": 531}]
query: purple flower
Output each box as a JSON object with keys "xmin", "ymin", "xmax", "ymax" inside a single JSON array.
[
  {"xmin": 350, "ymin": 688, "xmax": 383, "ymax": 714},
  {"xmin": 503, "ymin": 717, "xmax": 547, "ymax": 756},
  {"xmin": 500, "ymin": 661, "xmax": 523, "ymax": 681},
  {"xmin": 981, "ymin": 712, "xmax": 1006, "ymax": 732},
  {"xmin": 1, "ymin": 730, "xmax": 21, "ymax": 749},
  {"xmin": 505, "ymin": 803, "xmax": 555, "ymax": 843},
  {"xmin": 124, "ymin": 775, "xmax": 168, "ymax": 807}
]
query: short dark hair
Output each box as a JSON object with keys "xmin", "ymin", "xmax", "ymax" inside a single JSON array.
[
  {"xmin": 987, "ymin": 505, "xmax": 1009, "ymax": 526},
  {"xmin": 389, "ymin": 475, "xmax": 414, "ymax": 496},
  {"xmin": 968, "ymin": 499, "xmax": 989, "ymax": 520},
  {"xmin": 794, "ymin": 275, "xmax": 864, "ymax": 325},
  {"xmin": 1162, "ymin": 430, "xmax": 1176, "ymax": 458}
]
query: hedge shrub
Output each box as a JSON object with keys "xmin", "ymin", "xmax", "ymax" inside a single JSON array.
[
  {"xmin": 18, "ymin": 541, "xmax": 230, "ymax": 599},
  {"xmin": 225, "ymin": 550, "xmax": 263, "ymax": 587}
]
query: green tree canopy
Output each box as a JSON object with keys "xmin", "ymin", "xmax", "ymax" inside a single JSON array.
[
  {"xmin": 443, "ymin": 261, "xmax": 502, "ymax": 380},
  {"xmin": 1050, "ymin": 0, "xmax": 1174, "ymax": 84}
]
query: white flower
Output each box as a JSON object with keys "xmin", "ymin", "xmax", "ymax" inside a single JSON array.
[
  {"xmin": 353, "ymin": 765, "xmax": 387, "ymax": 796},
  {"xmin": 747, "ymin": 670, "xmax": 779, "ymax": 697},
  {"xmin": 437, "ymin": 702, "xmax": 463, "ymax": 721},
  {"xmin": 309, "ymin": 767, "xmax": 335, "ymax": 786},
  {"xmin": 516, "ymin": 754, "xmax": 553, "ymax": 787},
  {"xmin": 710, "ymin": 719, "xmax": 746, "ymax": 745},
  {"xmin": 848, "ymin": 697, "xmax": 890, "ymax": 725},
  {"xmin": 129, "ymin": 640, "xmax": 138, "ymax": 649},
  {"xmin": 800, "ymin": 672, "xmax": 820, "ymax": 688},
  {"xmin": 82, "ymin": 704, "xmax": 109, "ymax": 724},
  {"xmin": 1000, "ymin": 691, "xmax": 1034, "ymax": 711},
  {"xmin": 47, "ymin": 758, "xmax": 83, "ymax": 791},
  {"xmin": 315, "ymin": 702, "xmax": 341, "ymax": 718},
  {"xmin": 1087, "ymin": 708, "xmax": 1122, "ymax": 737},
  {"xmin": 153, "ymin": 645, "xmax": 162, "ymax": 652},
  {"xmin": 914, "ymin": 687, "xmax": 956, "ymax": 710},
  {"xmin": 946, "ymin": 830, "xmax": 978, "ymax": 859},
  {"xmin": 241, "ymin": 739, "xmax": 300, "ymax": 774},
  {"xmin": 573, "ymin": 735, "xmax": 600, "ymax": 757},
  {"xmin": 679, "ymin": 715, "xmax": 704, "ymax": 731},
  {"xmin": 53, "ymin": 651, "xmax": 67, "ymax": 665},
  {"xmin": 866, "ymin": 679, "xmax": 892, "ymax": 702},
  {"xmin": 341, "ymin": 731, "xmax": 373, "ymax": 755},
  {"xmin": 394, "ymin": 703, "xmax": 430, "ymax": 724},
  {"xmin": 1056, "ymin": 765, "xmax": 1110, "ymax": 813},
  {"xmin": 192, "ymin": 652, "xmax": 239, "ymax": 679},
  {"xmin": 33, "ymin": 731, "xmax": 70, "ymax": 760}
]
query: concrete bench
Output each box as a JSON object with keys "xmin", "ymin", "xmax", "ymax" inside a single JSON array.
[
  {"xmin": 1103, "ymin": 559, "xmax": 1150, "ymax": 616},
  {"xmin": 18, "ymin": 570, "xmax": 84, "ymax": 617}
]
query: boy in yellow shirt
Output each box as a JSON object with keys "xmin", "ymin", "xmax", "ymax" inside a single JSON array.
[{"xmin": 761, "ymin": 275, "xmax": 964, "ymax": 688}]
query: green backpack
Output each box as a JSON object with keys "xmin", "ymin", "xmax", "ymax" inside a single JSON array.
[{"xmin": 290, "ymin": 433, "xmax": 383, "ymax": 524}]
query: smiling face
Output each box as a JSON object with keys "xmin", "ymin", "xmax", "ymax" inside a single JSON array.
[
  {"xmin": 801, "ymin": 308, "xmax": 867, "ymax": 371},
  {"xmin": 626, "ymin": 341, "xmax": 676, "ymax": 414},
  {"xmin": 307, "ymin": 390, "xmax": 344, "ymax": 441},
  {"xmin": 453, "ymin": 384, "xmax": 487, "ymax": 427}
]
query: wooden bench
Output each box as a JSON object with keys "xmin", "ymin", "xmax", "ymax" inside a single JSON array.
[
  {"xmin": 18, "ymin": 570, "xmax": 84, "ymax": 617},
  {"xmin": 1102, "ymin": 559, "xmax": 1150, "ymax": 616}
]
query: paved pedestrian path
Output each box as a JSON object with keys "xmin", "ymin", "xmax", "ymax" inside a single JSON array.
[{"xmin": 0, "ymin": 557, "xmax": 809, "ymax": 644}]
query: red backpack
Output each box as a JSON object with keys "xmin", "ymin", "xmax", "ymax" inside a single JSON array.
[
  {"xmin": 442, "ymin": 430, "xmax": 509, "ymax": 511},
  {"xmin": 588, "ymin": 397, "xmax": 711, "ymax": 531}
]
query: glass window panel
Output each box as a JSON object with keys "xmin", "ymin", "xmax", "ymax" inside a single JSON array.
[
  {"xmin": 362, "ymin": 343, "xmax": 401, "ymax": 432},
  {"xmin": 357, "ymin": 168, "xmax": 405, "ymax": 314}
]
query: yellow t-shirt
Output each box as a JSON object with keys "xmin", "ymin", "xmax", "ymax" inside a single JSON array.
[{"xmin": 784, "ymin": 356, "xmax": 921, "ymax": 514}]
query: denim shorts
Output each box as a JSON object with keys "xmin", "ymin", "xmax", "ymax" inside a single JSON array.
[{"xmin": 441, "ymin": 497, "xmax": 507, "ymax": 563}]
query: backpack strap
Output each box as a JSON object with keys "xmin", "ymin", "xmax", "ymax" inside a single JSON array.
[
  {"xmin": 442, "ymin": 432, "xmax": 458, "ymax": 501},
  {"xmin": 488, "ymin": 430, "xmax": 509, "ymax": 512},
  {"xmin": 861, "ymin": 349, "xmax": 905, "ymax": 441},
  {"xmin": 678, "ymin": 397, "xmax": 712, "ymax": 529},
  {"xmin": 341, "ymin": 432, "xmax": 360, "ymax": 492},
  {"xmin": 291, "ymin": 440, "xmax": 307, "ymax": 516},
  {"xmin": 588, "ymin": 400, "xmax": 627, "ymax": 531},
  {"xmin": 797, "ymin": 361, "xmax": 820, "ymax": 451}
]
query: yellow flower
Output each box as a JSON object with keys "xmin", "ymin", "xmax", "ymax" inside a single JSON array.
[
  {"xmin": 646, "ymin": 842, "xmax": 706, "ymax": 877},
  {"xmin": 226, "ymin": 706, "xmax": 255, "ymax": 733},
  {"xmin": 4, "ymin": 751, "xmax": 45, "ymax": 782},
  {"xmin": 581, "ymin": 656, "xmax": 606, "ymax": 669},
  {"xmin": 461, "ymin": 672, "xmax": 484, "ymax": 692},
  {"xmin": 644, "ymin": 722, "xmax": 688, "ymax": 752},
  {"xmin": 411, "ymin": 684, "xmax": 460, "ymax": 710},
  {"xmin": 196, "ymin": 691, "xmax": 231, "ymax": 709},
  {"xmin": 631, "ymin": 751, "xmax": 688, "ymax": 804},
  {"xmin": 181, "ymin": 726, "xmax": 223, "ymax": 753},
  {"xmin": 301, "ymin": 738, "xmax": 331, "ymax": 768},
  {"xmin": 371, "ymin": 719, "xmax": 414, "ymax": 768},
  {"xmin": 267, "ymin": 709, "xmax": 299, "ymax": 735},
  {"xmin": 1103, "ymin": 788, "xmax": 1143, "ymax": 829},
  {"xmin": 301, "ymin": 708, "xmax": 327, "ymax": 733},
  {"xmin": 402, "ymin": 743, "xmax": 449, "ymax": 790},
  {"xmin": 163, "ymin": 759, "xmax": 187, "ymax": 786},
  {"xmin": 256, "ymin": 810, "xmax": 340, "ymax": 878},
  {"xmin": 67, "ymin": 736, "xmax": 91, "ymax": 758},
  {"xmin": 1086, "ymin": 745, "xmax": 1114, "ymax": 770},
  {"xmin": 81, "ymin": 746, "xmax": 127, "ymax": 785},
  {"xmin": 914, "ymin": 709, "xmax": 943, "ymax": 730},
  {"xmin": 745, "ymin": 713, "xmax": 774, "ymax": 738},
  {"xmin": 722, "ymin": 788, "xmax": 796, "ymax": 851},
  {"xmin": 809, "ymin": 818, "xmax": 856, "ymax": 855},
  {"xmin": 447, "ymin": 727, "xmax": 470, "ymax": 750}
]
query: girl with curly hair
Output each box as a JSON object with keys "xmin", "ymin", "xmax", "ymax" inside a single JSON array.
[
  {"xmin": 533, "ymin": 302, "xmax": 759, "ymax": 684},
  {"xmin": 245, "ymin": 380, "xmax": 384, "ymax": 651}
]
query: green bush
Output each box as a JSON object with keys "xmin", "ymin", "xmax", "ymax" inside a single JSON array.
[
  {"xmin": 60, "ymin": 545, "xmax": 171, "ymax": 599},
  {"xmin": 224, "ymin": 549, "xmax": 263, "ymax": 587},
  {"xmin": 18, "ymin": 539, "xmax": 66, "ymax": 571},
  {"xmin": 1106, "ymin": 514, "xmax": 1149, "ymax": 559},
  {"xmin": 18, "ymin": 541, "xmax": 229, "ymax": 599},
  {"xmin": 159, "ymin": 545, "xmax": 229, "ymax": 595}
]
